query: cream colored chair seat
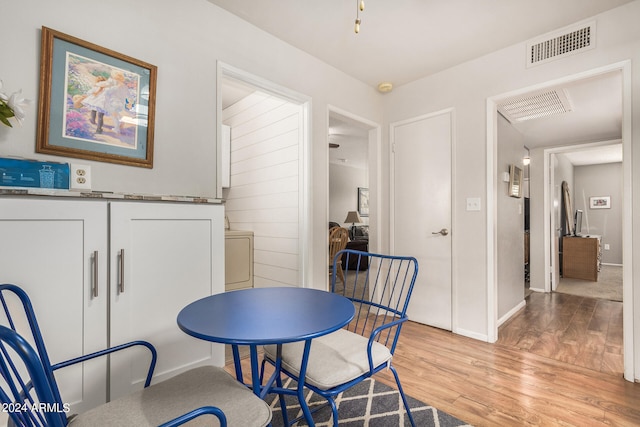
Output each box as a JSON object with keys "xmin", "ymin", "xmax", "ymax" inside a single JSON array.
[
  {"xmin": 264, "ymin": 328, "xmax": 392, "ymax": 390},
  {"xmin": 72, "ymin": 366, "xmax": 271, "ymax": 427}
]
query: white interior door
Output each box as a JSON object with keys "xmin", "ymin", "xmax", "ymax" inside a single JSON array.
[{"xmin": 391, "ymin": 110, "xmax": 452, "ymax": 330}]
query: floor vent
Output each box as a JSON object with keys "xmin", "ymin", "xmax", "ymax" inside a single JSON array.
[
  {"xmin": 527, "ymin": 21, "xmax": 596, "ymax": 67},
  {"xmin": 498, "ymin": 89, "xmax": 572, "ymax": 122}
]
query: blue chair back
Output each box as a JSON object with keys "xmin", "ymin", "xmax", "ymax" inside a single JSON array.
[
  {"xmin": 0, "ymin": 284, "xmax": 67, "ymax": 426},
  {"xmin": 331, "ymin": 249, "xmax": 418, "ymax": 354}
]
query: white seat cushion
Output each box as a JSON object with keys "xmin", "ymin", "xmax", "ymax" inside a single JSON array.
[
  {"xmin": 264, "ymin": 328, "xmax": 392, "ymax": 390},
  {"xmin": 71, "ymin": 366, "xmax": 271, "ymax": 427}
]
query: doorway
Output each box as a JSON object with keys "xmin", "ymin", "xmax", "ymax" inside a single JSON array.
[
  {"xmin": 327, "ymin": 107, "xmax": 380, "ymax": 272},
  {"xmin": 218, "ymin": 63, "xmax": 311, "ymax": 288},
  {"xmin": 547, "ymin": 143, "xmax": 623, "ymax": 302},
  {"xmin": 487, "ymin": 61, "xmax": 633, "ymax": 381}
]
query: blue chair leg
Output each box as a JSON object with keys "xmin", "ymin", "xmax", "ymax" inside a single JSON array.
[
  {"xmin": 389, "ymin": 365, "xmax": 416, "ymax": 427},
  {"xmin": 328, "ymin": 396, "xmax": 339, "ymax": 427}
]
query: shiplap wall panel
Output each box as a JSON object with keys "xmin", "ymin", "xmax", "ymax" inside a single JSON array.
[
  {"xmin": 230, "ymin": 207, "xmax": 299, "ymax": 224},
  {"xmin": 226, "ymin": 191, "xmax": 298, "ymax": 211},
  {"xmin": 232, "ymin": 146, "xmax": 298, "ymax": 175},
  {"xmin": 250, "ymin": 222, "xmax": 298, "ymax": 240},
  {"xmin": 222, "ymin": 92, "xmax": 270, "ymax": 123},
  {"xmin": 223, "ymin": 93, "xmax": 301, "ymax": 288},
  {"xmin": 254, "ymin": 263, "xmax": 299, "ymax": 287},
  {"xmin": 225, "ymin": 176, "xmax": 297, "ymax": 199},
  {"xmin": 230, "ymin": 161, "xmax": 298, "ymax": 187},
  {"xmin": 230, "ymin": 103, "xmax": 298, "ymax": 140},
  {"xmin": 233, "ymin": 127, "xmax": 299, "ymax": 160}
]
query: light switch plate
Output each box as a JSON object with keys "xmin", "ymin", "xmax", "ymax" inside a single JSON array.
[{"xmin": 70, "ymin": 164, "xmax": 92, "ymax": 191}]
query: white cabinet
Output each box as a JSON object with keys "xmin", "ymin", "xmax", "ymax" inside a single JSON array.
[
  {"xmin": 0, "ymin": 198, "xmax": 108, "ymax": 414},
  {"xmin": 108, "ymin": 202, "xmax": 224, "ymax": 399},
  {"xmin": 0, "ymin": 198, "xmax": 224, "ymax": 413}
]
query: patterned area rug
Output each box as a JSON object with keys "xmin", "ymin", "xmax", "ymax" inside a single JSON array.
[{"xmin": 265, "ymin": 378, "xmax": 472, "ymax": 426}]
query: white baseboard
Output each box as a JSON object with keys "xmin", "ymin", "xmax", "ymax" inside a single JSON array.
[
  {"xmin": 497, "ymin": 300, "xmax": 526, "ymax": 327},
  {"xmin": 454, "ymin": 327, "xmax": 488, "ymax": 342}
]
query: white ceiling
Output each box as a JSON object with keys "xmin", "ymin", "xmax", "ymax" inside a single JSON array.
[
  {"xmin": 214, "ymin": 0, "xmax": 628, "ymax": 165},
  {"xmin": 207, "ymin": 0, "xmax": 632, "ymax": 88}
]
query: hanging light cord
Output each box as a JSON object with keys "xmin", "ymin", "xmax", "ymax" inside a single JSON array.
[{"xmin": 355, "ymin": 0, "xmax": 364, "ymax": 33}]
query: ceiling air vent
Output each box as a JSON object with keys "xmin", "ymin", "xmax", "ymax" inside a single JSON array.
[
  {"xmin": 498, "ymin": 89, "xmax": 572, "ymax": 123},
  {"xmin": 527, "ymin": 21, "xmax": 596, "ymax": 67}
]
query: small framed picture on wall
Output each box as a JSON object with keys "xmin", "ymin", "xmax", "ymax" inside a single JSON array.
[
  {"xmin": 590, "ymin": 196, "xmax": 611, "ymax": 209},
  {"xmin": 358, "ymin": 187, "xmax": 369, "ymax": 217}
]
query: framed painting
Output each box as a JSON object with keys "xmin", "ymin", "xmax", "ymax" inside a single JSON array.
[
  {"xmin": 358, "ymin": 187, "xmax": 369, "ymax": 217},
  {"xmin": 590, "ymin": 196, "xmax": 611, "ymax": 209},
  {"xmin": 36, "ymin": 27, "xmax": 156, "ymax": 168}
]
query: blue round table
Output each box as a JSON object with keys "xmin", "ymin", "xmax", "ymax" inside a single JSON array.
[{"xmin": 177, "ymin": 287, "xmax": 355, "ymax": 426}]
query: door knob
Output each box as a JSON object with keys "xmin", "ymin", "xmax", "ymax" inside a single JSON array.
[{"xmin": 432, "ymin": 228, "xmax": 449, "ymax": 236}]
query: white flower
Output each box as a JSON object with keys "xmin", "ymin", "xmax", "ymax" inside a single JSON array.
[
  {"xmin": 0, "ymin": 79, "xmax": 30, "ymax": 128},
  {"xmin": 7, "ymin": 89, "xmax": 30, "ymax": 125}
]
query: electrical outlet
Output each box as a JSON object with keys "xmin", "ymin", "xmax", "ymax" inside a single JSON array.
[
  {"xmin": 70, "ymin": 164, "xmax": 92, "ymax": 191},
  {"xmin": 466, "ymin": 197, "xmax": 481, "ymax": 211}
]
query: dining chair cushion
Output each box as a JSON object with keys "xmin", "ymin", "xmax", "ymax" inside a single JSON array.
[
  {"xmin": 264, "ymin": 328, "xmax": 392, "ymax": 390},
  {"xmin": 71, "ymin": 365, "xmax": 271, "ymax": 427}
]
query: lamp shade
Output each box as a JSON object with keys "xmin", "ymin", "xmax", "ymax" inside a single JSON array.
[{"xmin": 344, "ymin": 211, "xmax": 362, "ymax": 224}]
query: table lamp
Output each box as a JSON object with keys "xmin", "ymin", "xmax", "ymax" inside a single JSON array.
[{"xmin": 344, "ymin": 210, "xmax": 362, "ymax": 239}]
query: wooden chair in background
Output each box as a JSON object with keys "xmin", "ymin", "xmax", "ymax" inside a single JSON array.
[{"xmin": 328, "ymin": 227, "xmax": 349, "ymax": 283}]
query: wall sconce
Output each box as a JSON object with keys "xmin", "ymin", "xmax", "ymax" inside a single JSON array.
[{"xmin": 523, "ymin": 156, "xmax": 531, "ymax": 166}]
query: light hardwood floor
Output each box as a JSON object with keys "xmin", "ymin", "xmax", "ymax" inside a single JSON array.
[{"xmin": 226, "ymin": 292, "xmax": 640, "ymax": 426}]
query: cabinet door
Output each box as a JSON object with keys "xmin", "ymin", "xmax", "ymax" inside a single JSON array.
[
  {"xmin": 108, "ymin": 202, "xmax": 224, "ymax": 399},
  {"xmin": 0, "ymin": 198, "xmax": 108, "ymax": 414}
]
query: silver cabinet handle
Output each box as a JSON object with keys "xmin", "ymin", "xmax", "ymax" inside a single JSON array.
[
  {"xmin": 92, "ymin": 250, "xmax": 99, "ymax": 298},
  {"xmin": 432, "ymin": 228, "xmax": 449, "ymax": 236},
  {"xmin": 119, "ymin": 249, "xmax": 125, "ymax": 294}
]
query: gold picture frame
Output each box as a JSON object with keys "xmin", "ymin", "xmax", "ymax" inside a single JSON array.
[{"xmin": 36, "ymin": 27, "xmax": 157, "ymax": 168}]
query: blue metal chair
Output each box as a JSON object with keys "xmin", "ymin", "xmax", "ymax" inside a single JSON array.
[
  {"xmin": 263, "ymin": 249, "xmax": 418, "ymax": 426},
  {"xmin": 0, "ymin": 284, "xmax": 271, "ymax": 427}
]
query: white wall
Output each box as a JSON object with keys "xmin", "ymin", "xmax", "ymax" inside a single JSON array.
[
  {"xmin": 574, "ymin": 162, "xmax": 623, "ymax": 264},
  {"xmin": 222, "ymin": 92, "xmax": 301, "ymax": 287},
  {"xmin": 382, "ymin": 1, "xmax": 640, "ymax": 342},
  {"xmin": 496, "ymin": 115, "xmax": 525, "ymax": 320},
  {"xmin": 329, "ymin": 163, "xmax": 369, "ymax": 228}
]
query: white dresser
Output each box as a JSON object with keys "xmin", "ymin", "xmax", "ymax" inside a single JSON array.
[{"xmin": 225, "ymin": 230, "xmax": 254, "ymax": 291}]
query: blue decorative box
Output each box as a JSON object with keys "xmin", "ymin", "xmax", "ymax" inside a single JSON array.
[{"xmin": 0, "ymin": 158, "xmax": 70, "ymax": 190}]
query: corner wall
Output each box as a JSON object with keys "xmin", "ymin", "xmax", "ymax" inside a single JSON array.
[{"xmin": 497, "ymin": 115, "xmax": 525, "ymax": 320}]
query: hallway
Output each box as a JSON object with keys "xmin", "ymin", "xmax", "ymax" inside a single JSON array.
[{"xmin": 497, "ymin": 291, "xmax": 623, "ymax": 376}]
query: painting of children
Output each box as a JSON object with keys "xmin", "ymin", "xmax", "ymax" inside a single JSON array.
[{"xmin": 63, "ymin": 53, "xmax": 140, "ymax": 149}]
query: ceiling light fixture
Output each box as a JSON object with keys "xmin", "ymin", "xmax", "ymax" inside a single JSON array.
[
  {"xmin": 377, "ymin": 82, "xmax": 393, "ymax": 93},
  {"xmin": 354, "ymin": 0, "xmax": 364, "ymax": 34}
]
